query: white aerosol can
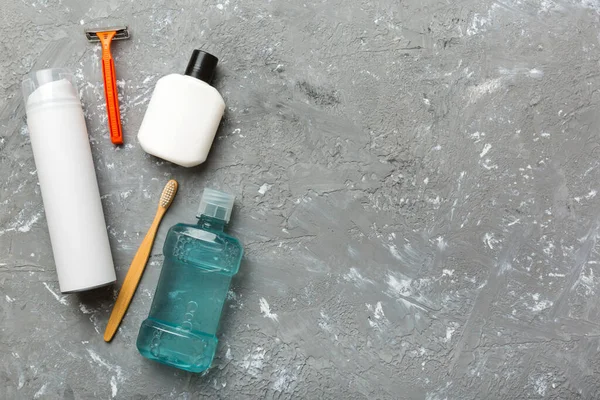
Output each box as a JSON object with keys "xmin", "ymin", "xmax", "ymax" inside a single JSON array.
[{"xmin": 22, "ymin": 68, "xmax": 116, "ymax": 293}]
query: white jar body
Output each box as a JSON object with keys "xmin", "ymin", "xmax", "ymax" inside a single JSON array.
[{"xmin": 138, "ymin": 74, "xmax": 225, "ymax": 167}]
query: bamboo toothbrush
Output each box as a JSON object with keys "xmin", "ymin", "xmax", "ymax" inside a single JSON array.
[{"xmin": 104, "ymin": 179, "xmax": 178, "ymax": 342}]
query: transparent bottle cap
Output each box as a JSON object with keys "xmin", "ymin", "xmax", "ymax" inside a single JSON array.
[
  {"xmin": 197, "ymin": 188, "xmax": 235, "ymax": 222},
  {"xmin": 22, "ymin": 68, "xmax": 79, "ymax": 110}
]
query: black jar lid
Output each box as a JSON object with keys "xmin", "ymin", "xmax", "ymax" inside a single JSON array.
[{"xmin": 184, "ymin": 50, "xmax": 218, "ymax": 84}]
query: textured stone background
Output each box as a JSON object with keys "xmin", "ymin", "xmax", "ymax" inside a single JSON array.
[{"xmin": 3, "ymin": 0, "xmax": 600, "ymax": 399}]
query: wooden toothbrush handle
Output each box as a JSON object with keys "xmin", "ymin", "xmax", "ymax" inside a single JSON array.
[{"xmin": 104, "ymin": 208, "xmax": 166, "ymax": 342}]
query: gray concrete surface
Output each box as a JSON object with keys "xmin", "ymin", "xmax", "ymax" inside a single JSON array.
[{"xmin": 2, "ymin": 0, "xmax": 600, "ymax": 399}]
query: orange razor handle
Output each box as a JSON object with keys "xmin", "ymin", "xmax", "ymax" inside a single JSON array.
[{"xmin": 98, "ymin": 31, "xmax": 124, "ymax": 145}]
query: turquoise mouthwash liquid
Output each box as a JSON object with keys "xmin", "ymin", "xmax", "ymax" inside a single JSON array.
[{"xmin": 137, "ymin": 189, "xmax": 243, "ymax": 373}]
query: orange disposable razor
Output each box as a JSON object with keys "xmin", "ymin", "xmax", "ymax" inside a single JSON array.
[{"xmin": 85, "ymin": 26, "xmax": 130, "ymax": 145}]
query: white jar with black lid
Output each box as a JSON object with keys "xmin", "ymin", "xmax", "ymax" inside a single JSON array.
[{"xmin": 138, "ymin": 50, "xmax": 225, "ymax": 168}]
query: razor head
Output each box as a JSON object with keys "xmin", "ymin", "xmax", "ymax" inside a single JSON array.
[{"xmin": 85, "ymin": 26, "xmax": 130, "ymax": 42}]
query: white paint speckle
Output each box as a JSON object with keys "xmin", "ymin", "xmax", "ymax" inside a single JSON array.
[
  {"xmin": 259, "ymin": 297, "xmax": 278, "ymax": 321},
  {"xmin": 373, "ymin": 301, "xmax": 385, "ymax": 319},
  {"xmin": 79, "ymin": 303, "xmax": 93, "ymax": 314},
  {"xmin": 17, "ymin": 212, "xmax": 42, "ymax": 233},
  {"xmin": 258, "ymin": 183, "xmax": 272, "ymax": 195},
  {"xmin": 530, "ymin": 293, "xmax": 553, "ymax": 312},
  {"xmin": 86, "ymin": 349, "xmax": 124, "ymax": 383},
  {"xmin": 318, "ymin": 311, "xmax": 336, "ymax": 338},
  {"xmin": 343, "ymin": 267, "xmax": 374, "ymax": 286},
  {"xmin": 507, "ymin": 218, "xmax": 521, "ymax": 226},
  {"xmin": 42, "ymin": 282, "xmax": 68, "ymax": 305},
  {"xmin": 388, "ymin": 244, "xmax": 403, "ymax": 260},
  {"xmin": 468, "ymin": 78, "xmax": 502, "ymax": 104},
  {"xmin": 240, "ymin": 347, "xmax": 265, "ymax": 377},
  {"xmin": 5, "ymin": 295, "xmax": 14, "ymax": 303},
  {"xmin": 387, "ymin": 274, "xmax": 413, "ymax": 297},
  {"xmin": 470, "ymin": 131, "xmax": 485, "ymax": 142},
  {"xmin": 272, "ymin": 368, "xmax": 295, "ymax": 392},
  {"xmin": 529, "ymin": 68, "xmax": 544, "ymax": 79},
  {"xmin": 483, "ymin": 232, "xmax": 500, "ymax": 250},
  {"xmin": 548, "ymin": 272, "xmax": 566, "ymax": 277},
  {"xmin": 444, "ymin": 326, "xmax": 455, "ymax": 343},
  {"xmin": 225, "ymin": 347, "xmax": 233, "ymax": 360},
  {"xmin": 479, "ymin": 143, "xmax": 492, "ymax": 158},
  {"xmin": 34, "ymin": 383, "xmax": 48, "ymax": 399},
  {"xmin": 543, "ymin": 242, "xmax": 555, "ymax": 257},
  {"xmin": 467, "ymin": 11, "xmax": 492, "ymax": 36},
  {"xmin": 366, "ymin": 301, "xmax": 387, "ymax": 331},
  {"xmin": 481, "ymin": 160, "xmax": 498, "ymax": 170},
  {"xmin": 110, "ymin": 376, "xmax": 118, "ymax": 398},
  {"xmin": 579, "ymin": 268, "xmax": 596, "ymax": 295},
  {"xmin": 531, "ymin": 374, "xmax": 549, "ymax": 396},
  {"xmin": 436, "ymin": 236, "xmax": 448, "ymax": 250},
  {"xmin": 427, "ymin": 195, "xmax": 441, "ymax": 206},
  {"xmin": 216, "ymin": 3, "xmax": 224, "ymax": 9},
  {"xmin": 386, "ymin": 273, "xmax": 434, "ymax": 311}
]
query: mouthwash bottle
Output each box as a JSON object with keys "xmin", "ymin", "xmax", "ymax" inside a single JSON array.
[{"xmin": 137, "ymin": 189, "xmax": 243, "ymax": 373}]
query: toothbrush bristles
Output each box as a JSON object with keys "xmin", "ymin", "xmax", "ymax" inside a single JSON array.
[{"xmin": 159, "ymin": 180, "xmax": 178, "ymax": 208}]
